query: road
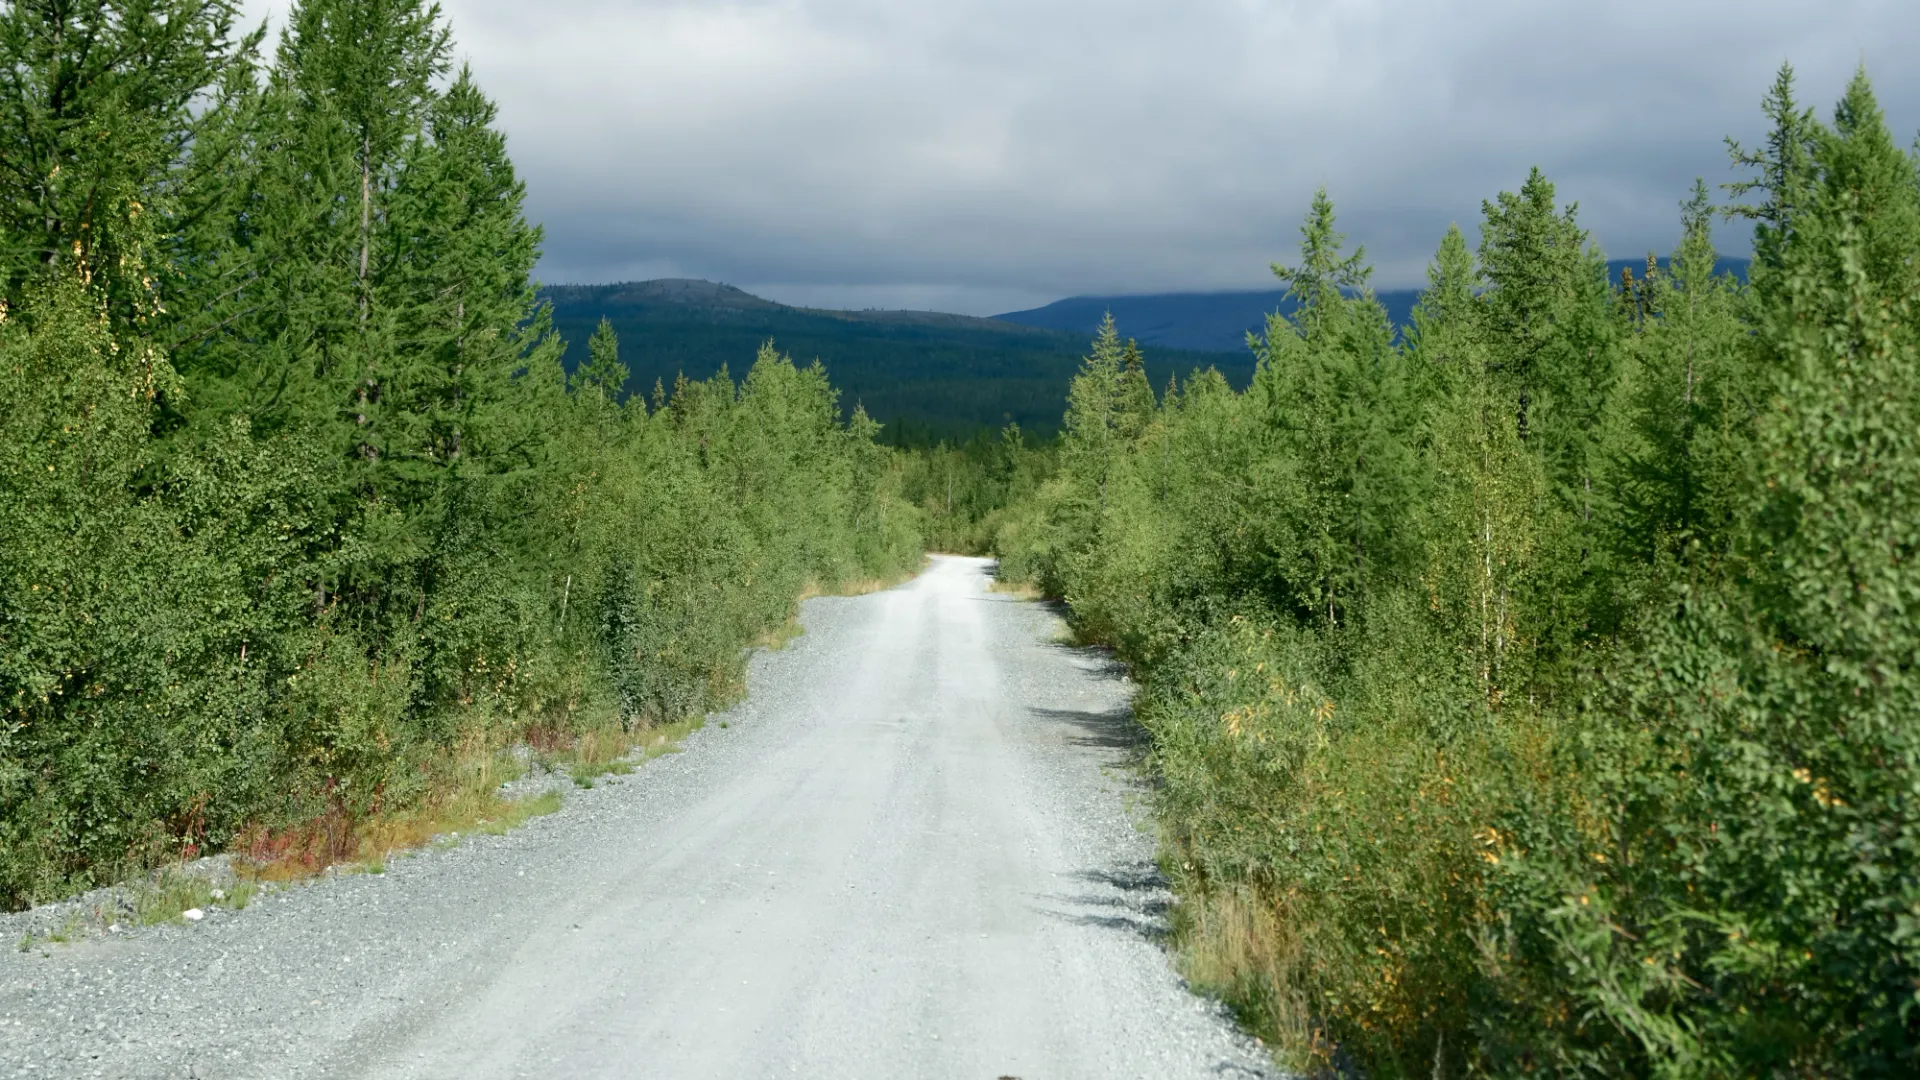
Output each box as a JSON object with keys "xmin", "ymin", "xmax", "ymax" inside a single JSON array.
[{"xmin": 1, "ymin": 556, "xmax": 1274, "ymax": 1079}]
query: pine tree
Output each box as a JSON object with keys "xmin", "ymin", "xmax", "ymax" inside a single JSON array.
[
  {"xmin": 1726, "ymin": 62, "xmax": 1820, "ymax": 297},
  {"xmin": 1608, "ymin": 180, "xmax": 1747, "ymax": 565},
  {"xmin": 379, "ymin": 64, "xmax": 558, "ymax": 480},
  {"xmin": 1476, "ymin": 168, "xmax": 1623, "ymax": 646},
  {"xmin": 185, "ymin": 0, "xmax": 452, "ymax": 445},
  {"xmin": 1569, "ymin": 71, "xmax": 1920, "ymax": 1073},
  {"xmin": 277, "ymin": 0, "xmax": 447, "ymax": 319},
  {"xmin": 1404, "ymin": 223, "xmax": 1478, "ymax": 381},
  {"xmin": 1063, "ymin": 313, "xmax": 1126, "ymax": 510}
]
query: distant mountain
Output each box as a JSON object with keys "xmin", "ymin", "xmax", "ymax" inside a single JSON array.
[
  {"xmin": 541, "ymin": 258, "xmax": 1751, "ymax": 441},
  {"xmin": 539, "ymin": 279, "xmax": 1250, "ymax": 442},
  {"xmin": 995, "ymin": 257, "xmax": 1751, "ymax": 355},
  {"xmin": 996, "ymin": 289, "xmax": 1417, "ymax": 353}
]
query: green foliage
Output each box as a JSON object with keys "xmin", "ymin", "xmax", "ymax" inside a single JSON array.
[
  {"xmin": 0, "ymin": 0, "xmax": 261, "ymax": 321},
  {"xmin": 897, "ymin": 422, "xmax": 1051, "ymax": 555},
  {"xmin": 999, "ymin": 65, "xmax": 1920, "ymax": 1077},
  {"xmin": 0, "ymin": 0, "xmax": 921, "ymax": 907}
]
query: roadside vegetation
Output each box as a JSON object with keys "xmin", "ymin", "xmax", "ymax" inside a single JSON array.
[
  {"xmin": 0, "ymin": 0, "xmax": 923, "ymax": 910},
  {"xmin": 993, "ymin": 66, "xmax": 1920, "ymax": 1077},
  {"xmin": 897, "ymin": 425, "xmax": 1053, "ymax": 555}
]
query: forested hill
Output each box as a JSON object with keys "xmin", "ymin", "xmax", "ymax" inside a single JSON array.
[
  {"xmin": 997, "ymin": 257, "xmax": 1751, "ymax": 352},
  {"xmin": 541, "ymin": 280, "xmax": 1249, "ymax": 442}
]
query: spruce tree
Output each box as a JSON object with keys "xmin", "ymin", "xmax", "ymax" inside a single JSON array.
[
  {"xmin": 1063, "ymin": 313, "xmax": 1126, "ymax": 509},
  {"xmin": 1726, "ymin": 62, "xmax": 1820, "ymax": 297},
  {"xmin": 1609, "ymin": 180, "xmax": 1747, "ymax": 565},
  {"xmin": 1114, "ymin": 338, "xmax": 1157, "ymax": 442},
  {"xmin": 1251, "ymin": 189, "xmax": 1409, "ymax": 627},
  {"xmin": 578, "ymin": 317, "xmax": 629, "ymax": 402},
  {"xmin": 379, "ymin": 64, "xmax": 557, "ymax": 480},
  {"xmin": 1409, "ymin": 223, "xmax": 1543, "ymax": 702},
  {"xmin": 1476, "ymin": 168, "xmax": 1623, "ymax": 647}
]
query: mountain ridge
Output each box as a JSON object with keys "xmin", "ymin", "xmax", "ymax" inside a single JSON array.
[
  {"xmin": 537, "ymin": 279, "xmax": 1252, "ymax": 443},
  {"xmin": 993, "ymin": 257, "xmax": 1752, "ymax": 353}
]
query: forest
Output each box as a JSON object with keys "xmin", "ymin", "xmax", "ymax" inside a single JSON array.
[
  {"xmin": 540, "ymin": 279, "xmax": 1244, "ymax": 444},
  {"xmin": 4, "ymin": 0, "xmax": 1916, "ymax": 1074},
  {"xmin": 0, "ymin": 0, "xmax": 922, "ymax": 908},
  {"xmin": 986, "ymin": 65, "xmax": 1920, "ymax": 1077}
]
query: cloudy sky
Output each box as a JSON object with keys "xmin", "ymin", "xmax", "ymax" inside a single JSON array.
[{"xmin": 247, "ymin": 0, "xmax": 1919, "ymax": 315}]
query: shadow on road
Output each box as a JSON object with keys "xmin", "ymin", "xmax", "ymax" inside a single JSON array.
[
  {"xmin": 1032, "ymin": 862, "xmax": 1174, "ymax": 943},
  {"xmin": 1027, "ymin": 704, "xmax": 1146, "ymax": 751}
]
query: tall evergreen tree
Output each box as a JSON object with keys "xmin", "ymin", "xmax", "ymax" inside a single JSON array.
[
  {"xmin": 1608, "ymin": 180, "xmax": 1747, "ymax": 566},
  {"xmin": 1476, "ymin": 168, "xmax": 1624, "ymax": 645},
  {"xmin": 577, "ymin": 317, "xmax": 629, "ymax": 402},
  {"xmin": 1251, "ymin": 189, "xmax": 1410, "ymax": 627},
  {"xmin": 379, "ymin": 64, "xmax": 557, "ymax": 480},
  {"xmin": 1726, "ymin": 62, "xmax": 1821, "ymax": 296},
  {"xmin": 1114, "ymin": 338, "xmax": 1156, "ymax": 442},
  {"xmin": 1409, "ymin": 223, "xmax": 1543, "ymax": 702},
  {"xmin": 0, "ymin": 0, "xmax": 258, "ymax": 319},
  {"xmin": 1062, "ymin": 313, "xmax": 1126, "ymax": 510}
]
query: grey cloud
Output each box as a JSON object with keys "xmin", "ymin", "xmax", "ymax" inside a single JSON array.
[{"xmin": 248, "ymin": 0, "xmax": 1920, "ymax": 314}]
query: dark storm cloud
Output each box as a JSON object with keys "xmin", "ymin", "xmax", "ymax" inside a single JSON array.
[{"xmin": 248, "ymin": 0, "xmax": 1920, "ymax": 314}]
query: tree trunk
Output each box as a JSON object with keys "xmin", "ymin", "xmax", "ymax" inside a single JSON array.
[{"xmin": 359, "ymin": 135, "xmax": 371, "ymax": 323}]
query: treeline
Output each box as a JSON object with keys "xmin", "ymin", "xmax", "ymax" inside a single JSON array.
[
  {"xmin": 0, "ymin": 0, "xmax": 920, "ymax": 908},
  {"xmin": 894, "ymin": 425, "xmax": 1051, "ymax": 554},
  {"xmin": 998, "ymin": 67, "xmax": 1920, "ymax": 1074}
]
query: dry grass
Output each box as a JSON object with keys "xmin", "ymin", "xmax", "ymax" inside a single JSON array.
[
  {"xmin": 561, "ymin": 715, "xmax": 704, "ymax": 787},
  {"xmin": 234, "ymin": 742, "xmax": 562, "ymax": 884},
  {"xmin": 238, "ymin": 705, "xmax": 718, "ymax": 877},
  {"xmin": 1172, "ymin": 883, "xmax": 1330, "ymax": 1074},
  {"xmin": 751, "ymin": 616, "xmax": 807, "ymax": 652},
  {"xmin": 819, "ymin": 562, "xmax": 925, "ymax": 598},
  {"xmin": 14, "ymin": 866, "xmax": 263, "ymax": 950},
  {"xmin": 987, "ymin": 574, "xmax": 1045, "ymax": 601}
]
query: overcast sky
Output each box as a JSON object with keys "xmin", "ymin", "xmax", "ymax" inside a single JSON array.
[{"xmin": 246, "ymin": 0, "xmax": 1920, "ymax": 315}]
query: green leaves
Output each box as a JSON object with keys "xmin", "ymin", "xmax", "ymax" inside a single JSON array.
[
  {"xmin": 998, "ymin": 63, "xmax": 1920, "ymax": 1080},
  {"xmin": 0, "ymin": 0, "xmax": 921, "ymax": 908}
]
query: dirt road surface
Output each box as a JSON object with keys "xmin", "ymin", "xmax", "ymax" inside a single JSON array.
[{"xmin": 1, "ymin": 556, "xmax": 1274, "ymax": 1079}]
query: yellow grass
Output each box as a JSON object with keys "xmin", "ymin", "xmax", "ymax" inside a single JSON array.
[
  {"xmin": 1172, "ymin": 883, "xmax": 1330, "ymax": 1074},
  {"xmin": 987, "ymin": 577, "xmax": 1045, "ymax": 601}
]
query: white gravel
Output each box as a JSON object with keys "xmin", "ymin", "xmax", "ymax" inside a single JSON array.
[{"xmin": 0, "ymin": 555, "xmax": 1278, "ymax": 1079}]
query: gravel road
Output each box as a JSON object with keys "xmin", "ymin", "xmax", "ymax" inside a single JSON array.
[{"xmin": 1, "ymin": 555, "xmax": 1276, "ymax": 1079}]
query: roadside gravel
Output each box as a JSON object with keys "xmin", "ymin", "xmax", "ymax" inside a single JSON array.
[{"xmin": 0, "ymin": 556, "xmax": 1278, "ymax": 1079}]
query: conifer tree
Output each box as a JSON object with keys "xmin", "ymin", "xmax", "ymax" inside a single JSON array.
[
  {"xmin": 1063, "ymin": 313, "xmax": 1126, "ymax": 509},
  {"xmin": 1251, "ymin": 189, "xmax": 1409, "ymax": 626},
  {"xmin": 277, "ymin": 0, "xmax": 447, "ymax": 317},
  {"xmin": 1726, "ymin": 62, "xmax": 1820, "ymax": 297},
  {"xmin": 1609, "ymin": 181, "xmax": 1747, "ymax": 565},
  {"xmin": 1560, "ymin": 72, "xmax": 1920, "ymax": 1073},
  {"xmin": 0, "ymin": 0, "xmax": 258, "ymax": 319},
  {"xmin": 578, "ymin": 317, "xmax": 629, "ymax": 402},
  {"xmin": 1114, "ymin": 338, "xmax": 1156, "ymax": 442},
  {"xmin": 1409, "ymin": 223, "xmax": 1542, "ymax": 701},
  {"xmin": 379, "ymin": 64, "xmax": 557, "ymax": 479},
  {"xmin": 1476, "ymin": 168, "xmax": 1624, "ymax": 645}
]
